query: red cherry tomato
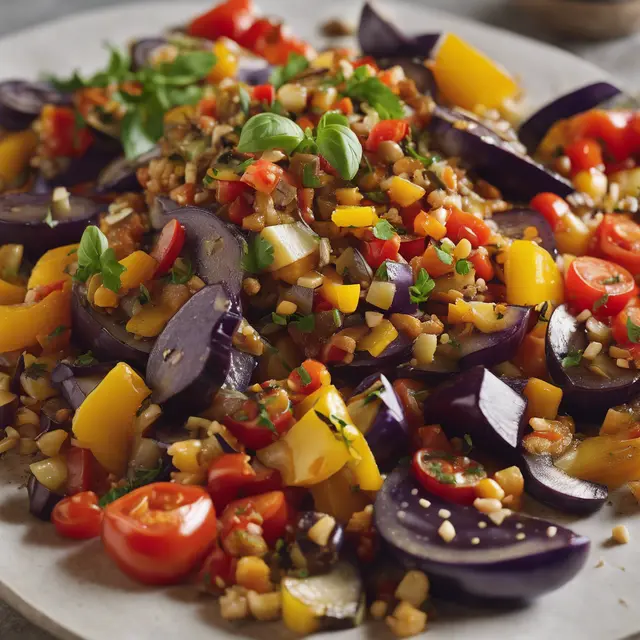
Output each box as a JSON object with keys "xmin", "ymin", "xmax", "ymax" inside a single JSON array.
[
  {"xmin": 287, "ymin": 359, "xmax": 331, "ymax": 394},
  {"xmin": 569, "ymin": 110, "xmax": 633, "ymax": 164},
  {"xmin": 612, "ymin": 302, "xmax": 640, "ymax": 359},
  {"xmin": 241, "ymin": 158, "xmax": 283, "ymax": 194},
  {"xmin": 365, "ymin": 120, "xmax": 409, "ymax": 152},
  {"xmin": 188, "ymin": 0, "xmax": 255, "ymax": 41},
  {"xmin": 361, "ymin": 234, "xmax": 401, "ymax": 269},
  {"xmin": 392, "ymin": 378, "xmax": 427, "ymax": 430},
  {"xmin": 237, "ymin": 18, "xmax": 276, "ymax": 51},
  {"xmin": 102, "ymin": 483, "xmax": 217, "ymax": 585},
  {"xmin": 40, "ymin": 105, "xmax": 93, "ymax": 158},
  {"xmin": 468, "ymin": 247, "xmax": 495, "ymax": 282},
  {"xmin": 199, "ymin": 546, "xmax": 237, "ymax": 593},
  {"xmin": 412, "ymin": 448, "xmax": 487, "ymax": 505},
  {"xmin": 221, "ymin": 491, "xmax": 289, "ymax": 545},
  {"xmin": 398, "ymin": 235, "xmax": 426, "ymax": 261},
  {"xmin": 252, "ymin": 83, "xmax": 276, "ymax": 105},
  {"xmin": 259, "ymin": 27, "xmax": 315, "ymax": 65},
  {"xmin": 150, "ymin": 219, "xmax": 186, "ymax": 277},
  {"xmin": 66, "ymin": 447, "xmax": 95, "ymax": 495},
  {"xmin": 564, "ymin": 138, "xmax": 604, "ymax": 174},
  {"xmin": 445, "ymin": 207, "xmax": 492, "ymax": 248},
  {"xmin": 216, "ymin": 180, "xmax": 251, "ymax": 205},
  {"xmin": 598, "ymin": 214, "xmax": 640, "ymax": 276},
  {"xmin": 565, "ymin": 255, "xmax": 638, "ymax": 317},
  {"xmin": 52, "ymin": 491, "xmax": 103, "ymax": 540},
  {"xmin": 530, "ymin": 192, "xmax": 571, "ymax": 231},
  {"xmin": 413, "ymin": 425, "xmax": 454, "ymax": 453}
]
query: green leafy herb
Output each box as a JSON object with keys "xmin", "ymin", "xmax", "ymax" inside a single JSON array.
[
  {"xmin": 409, "ymin": 268, "xmax": 435, "ymax": 304},
  {"xmin": 364, "ymin": 190, "xmax": 387, "ymax": 203},
  {"xmin": 257, "ymin": 406, "xmax": 277, "ymax": 434},
  {"xmin": 67, "ymin": 247, "xmax": 78, "ymax": 256},
  {"xmin": 302, "ymin": 162, "xmax": 322, "ymax": 188},
  {"xmin": 463, "ymin": 433, "xmax": 473, "ymax": 454},
  {"xmin": 238, "ymin": 85, "xmax": 250, "ymax": 116},
  {"xmin": 343, "ymin": 67, "xmax": 404, "ymax": 120},
  {"xmin": 241, "ymin": 235, "xmax": 275, "ymax": 273},
  {"xmin": 375, "ymin": 262, "xmax": 389, "ymax": 281},
  {"xmin": 271, "ymin": 312, "xmax": 288, "ymax": 326},
  {"xmin": 237, "ymin": 112, "xmax": 305, "ymax": 155},
  {"xmin": 47, "ymin": 325, "xmax": 67, "ymax": 340},
  {"xmin": 43, "ymin": 208, "xmax": 59, "ymax": 229},
  {"xmin": 295, "ymin": 364, "xmax": 312, "ymax": 386},
  {"xmin": 434, "ymin": 242, "xmax": 453, "ymax": 265},
  {"xmin": 75, "ymin": 351, "xmax": 96, "ymax": 366},
  {"xmin": 455, "ymin": 258, "xmax": 472, "ymax": 275},
  {"xmin": 406, "ymin": 143, "xmax": 439, "ymax": 167},
  {"xmin": 138, "ymin": 284, "xmax": 151, "ymax": 305},
  {"xmin": 317, "ymin": 110, "xmax": 349, "ymax": 130},
  {"xmin": 168, "ymin": 258, "xmax": 193, "ymax": 285},
  {"xmin": 74, "ymin": 226, "xmax": 126, "ymax": 293},
  {"xmin": 373, "ymin": 219, "xmax": 396, "ymax": 240},
  {"xmin": 100, "ymin": 248, "xmax": 127, "ymax": 292},
  {"xmin": 269, "ymin": 53, "xmax": 309, "ymax": 89},
  {"xmin": 363, "ymin": 387, "xmax": 383, "ymax": 405},
  {"xmin": 593, "ymin": 293, "xmax": 609, "ymax": 311},
  {"xmin": 234, "ymin": 158, "xmax": 255, "ymax": 174},
  {"xmin": 562, "ymin": 348, "xmax": 583, "ymax": 368},
  {"xmin": 602, "ymin": 274, "xmax": 621, "ymax": 285},
  {"xmin": 290, "ymin": 313, "xmax": 315, "ymax": 333},
  {"xmin": 316, "ymin": 122, "xmax": 362, "ymax": 181},
  {"xmin": 627, "ymin": 317, "xmax": 640, "ymax": 344},
  {"xmin": 24, "ymin": 362, "xmax": 48, "ymax": 380},
  {"xmin": 427, "ymin": 461, "xmax": 456, "ymax": 485},
  {"xmin": 332, "ymin": 308, "xmax": 341, "ymax": 327},
  {"xmin": 98, "ymin": 462, "xmax": 164, "ymax": 507}
]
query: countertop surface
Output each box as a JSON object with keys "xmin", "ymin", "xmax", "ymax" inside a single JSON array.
[{"xmin": 0, "ymin": 0, "xmax": 639, "ymax": 638}]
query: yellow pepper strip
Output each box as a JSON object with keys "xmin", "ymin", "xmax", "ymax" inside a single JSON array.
[
  {"xmin": 357, "ymin": 319, "xmax": 398, "ymax": 357},
  {"xmin": 432, "ymin": 33, "xmax": 519, "ymax": 111},
  {"xmin": 72, "ymin": 362, "xmax": 151, "ymax": 475},
  {"xmin": 126, "ymin": 304, "xmax": 176, "ymax": 338},
  {"xmin": 0, "ymin": 288, "xmax": 71, "ymax": 353},
  {"xmin": 321, "ymin": 280, "xmax": 360, "ymax": 314},
  {"xmin": 331, "ymin": 205, "xmax": 379, "ymax": 228},
  {"xmin": 310, "ymin": 467, "xmax": 371, "ymax": 523},
  {"xmin": 0, "ymin": 279, "xmax": 26, "ymax": 305},
  {"xmin": 208, "ymin": 39, "xmax": 238, "ymax": 82},
  {"xmin": 447, "ymin": 299, "xmax": 508, "ymax": 333},
  {"xmin": 504, "ymin": 240, "xmax": 564, "ymax": 306},
  {"xmin": 93, "ymin": 250, "xmax": 157, "ymax": 308},
  {"xmin": 0, "ymin": 130, "xmax": 38, "ymax": 188},
  {"xmin": 523, "ymin": 378, "xmax": 563, "ymax": 421},
  {"xmin": 28, "ymin": 244, "xmax": 79, "ymax": 289},
  {"xmin": 37, "ymin": 326, "xmax": 71, "ymax": 354},
  {"xmin": 387, "ymin": 176, "xmax": 425, "ymax": 207}
]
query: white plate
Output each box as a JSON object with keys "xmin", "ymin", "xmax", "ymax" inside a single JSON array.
[{"xmin": 0, "ymin": 2, "xmax": 636, "ymax": 640}]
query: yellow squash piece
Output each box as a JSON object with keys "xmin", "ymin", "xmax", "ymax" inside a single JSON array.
[
  {"xmin": 331, "ymin": 206, "xmax": 378, "ymax": 228},
  {"xmin": 387, "ymin": 176, "xmax": 425, "ymax": 207},
  {"xmin": 208, "ymin": 39, "xmax": 238, "ymax": 82},
  {"xmin": 524, "ymin": 378, "xmax": 563, "ymax": 420},
  {"xmin": 321, "ymin": 280, "xmax": 360, "ymax": 314},
  {"xmin": 357, "ymin": 320, "xmax": 398, "ymax": 357},
  {"xmin": 0, "ymin": 130, "xmax": 37, "ymax": 188},
  {"xmin": 0, "ymin": 279, "xmax": 25, "ymax": 305},
  {"xmin": 28, "ymin": 244, "xmax": 79, "ymax": 289},
  {"xmin": 432, "ymin": 33, "xmax": 519, "ymax": 111},
  {"xmin": 72, "ymin": 362, "xmax": 151, "ymax": 475},
  {"xmin": 126, "ymin": 304, "xmax": 176, "ymax": 338},
  {"xmin": 504, "ymin": 240, "xmax": 564, "ymax": 306}
]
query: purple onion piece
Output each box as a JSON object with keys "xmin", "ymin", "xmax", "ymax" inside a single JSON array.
[
  {"xmin": 458, "ymin": 305, "xmax": 532, "ymax": 370},
  {"xmin": 546, "ymin": 305, "xmax": 640, "ymax": 418},
  {"xmin": 375, "ymin": 467, "xmax": 590, "ymax": 601},
  {"xmin": 429, "ymin": 106, "xmax": 573, "ymax": 201},
  {"xmin": 0, "ymin": 80, "xmax": 71, "ymax": 131},
  {"xmin": 96, "ymin": 146, "xmax": 162, "ymax": 193},
  {"xmin": 237, "ymin": 57, "xmax": 273, "ymax": 86},
  {"xmin": 518, "ymin": 82, "xmax": 622, "ymax": 153},
  {"xmin": 491, "ymin": 208, "xmax": 557, "ymax": 257},
  {"xmin": 27, "ymin": 475, "xmax": 63, "ymax": 521}
]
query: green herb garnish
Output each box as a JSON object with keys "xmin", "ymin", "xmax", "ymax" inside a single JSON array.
[
  {"xmin": 257, "ymin": 406, "xmax": 277, "ymax": 434},
  {"xmin": 593, "ymin": 293, "xmax": 609, "ymax": 311},
  {"xmin": 364, "ymin": 190, "xmax": 388, "ymax": 203},
  {"xmin": 272, "ymin": 312, "xmax": 288, "ymax": 326},
  {"xmin": 409, "ymin": 268, "xmax": 435, "ymax": 304},
  {"xmin": 434, "ymin": 242, "xmax": 454, "ymax": 265},
  {"xmin": 237, "ymin": 112, "xmax": 305, "ymax": 155},
  {"xmin": 138, "ymin": 284, "xmax": 151, "ymax": 305},
  {"xmin": 43, "ymin": 208, "xmax": 59, "ymax": 229},
  {"xmin": 295, "ymin": 364, "xmax": 312, "ymax": 386},
  {"xmin": 99, "ymin": 462, "xmax": 164, "ymax": 507},
  {"xmin": 241, "ymin": 235, "xmax": 275, "ymax": 273},
  {"xmin": 269, "ymin": 53, "xmax": 309, "ymax": 89},
  {"xmin": 238, "ymin": 85, "xmax": 250, "ymax": 116},
  {"xmin": 75, "ymin": 351, "xmax": 96, "ymax": 366},
  {"xmin": 342, "ymin": 66, "xmax": 404, "ymax": 120},
  {"xmin": 373, "ymin": 219, "xmax": 396, "ymax": 240},
  {"xmin": 47, "ymin": 325, "xmax": 67, "ymax": 340},
  {"xmin": 562, "ymin": 348, "xmax": 583, "ymax": 368},
  {"xmin": 169, "ymin": 258, "xmax": 193, "ymax": 285},
  {"xmin": 290, "ymin": 313, "xmax": 315, "ymax": 333},
  {"xmin": 627, "ymin": 317, "xmax": 640, "ymax": 344},
  {"xmin": 375, "ymin": 262, "xmax": 389, "ymax": 281},
  {"xmin": 74, "ymin": 226, "xmax": 126, "ymax": 293},
  {"xmin": 24, "ymin": 362, "xmax": 47, "ymax": 380},
  {"xmin": 602, "ymin": 274, "xmax": 621, "ymax": 285}
]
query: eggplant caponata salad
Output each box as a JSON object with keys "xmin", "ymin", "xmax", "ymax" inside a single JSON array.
[{"xmin": 0, "ymin": 0, "xmax": 639, "ymax": 636}]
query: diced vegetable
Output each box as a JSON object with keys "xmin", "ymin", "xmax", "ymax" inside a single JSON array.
[
  {"xmin": 0, "ymin": 130, "xmax": 37, "ymax": 187},
  {"xmin": 524, "ymin": 378, "xmax": 563, "ymax": 420},
  {"xmin": 387, "ymin": 176, "xmax": 425, "ymax": 207},
  {"xmin": 260, "ymin": 223, "xmax": 319, "ymax": 272},
  {"xmin": 321, "ymin": 280, "xmax": 361, "ymax": 314},
  {"xmin": 0, "ymin": 279, "xmax": 25, "ymax": 305},
  {"xmin": 28, "ymin": 244, "xmax": 79, "ymax": 288},
  {"xmin": 357, "ymin": 320, "xmax": 399, "ymax": 357},
  {"xmin": 331, "ymin": 206, "xmax": 379, "ymax": 228}
]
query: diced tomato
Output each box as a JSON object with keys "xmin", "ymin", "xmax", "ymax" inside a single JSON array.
[
  {"xmin": 445, "ymin": 207, "xmax": 492, "ymax": 248},
  {"xmin": 259, "ymin": 28, "xmax": 315, "ymax": 65},
  {"xmin": 221, "ymin": 491, "xmax": 289, "ymax": 545},
  {"xmin": 392, "ymin": 378, "xmax": 427, "ymax": 430},
  {"xmin": 236, "ymin": 17, "xmax": 275, "ymax": 50},
  {"xmin": 298, "ymin": 187, "xmax": 315, "ymax": 224},
  {"xmin": 365, "ymin": 120, "xmax": 409, "ymax": 152},
  {"xmin": 361, "ymin": 234, "xmax": 401, "ymax": 269},
  {"xmin": 150, "ymin": 218, "xmax": 185, "ymax": 277},
  {"xmin": 612, "ymin": 302, "xmax": 640, "ymax": 358},
  {"xmin": 565, "ymin": 255, "xmax": 638, "ymax": 317},
  {"xmin": 241, "ymin": 158, "xmax": 283, "ymax": 194},
  {"xmin": 252, "ymin": 83, "xmax": 275, "ymax": 105},
  {"xmin": 217, "ymin": 180, "xmax": 251, "ymax": 205},
  {"xmin": 421, "ymin": 243, "xmax": 455, "ymax": 278},
  {"xmin": 598, "ymin": 214, "xmax": 640, "ymax": 276},
  {"xmin": 66, "ymin": 447, "xmax": 95, "ymax": 495},
  {"xmin": 207, "ymin": 454, "xmax": 256, "ymax": 511},
  {"xmin": 287, "ymin": 359, "xmax": 331, "ymax": 394},
  {"xmin": 40, "ymin": 105, "xmax": 93, "ymax": 158},
  {"xmin": 199, "ymin": 546, "xmax": 237, "ymax": 593},
  {"xmin": 569, "ymin": 110, "xmax": 632, "ymax": 164},
  {"xmin": 530, "ymin": 192, "xmax": 571, "ymax": 231},
  {"xmin": 334, "ymin": 97, "xmax": 354, "ymax": 116},
  {"xmin": 399, "ymin": 202, "xmax": 423, "ymax": 229},
  {"xmin": 564, "ymin": 138, "xmax": 604, "ymax": 174},
  {"xmin": 468, "ymin": 247, "xmax": 495, "ymax": 282},
  {"xmin": 413, "ymin": 425, "xmax": 454, "ymax": 454},
  {"xmin": 352, "ymin": 56, "xmax": 379, "ymax": 71},
  {"xmin": 399, "ymin": 235, "xmax": 426, "ymax": 261},
  {"xmin": 318, "ymin": 155, "xmax": 339, "ymax": 177},
  {"xmin": 188, "ymin": 0, "xmax": 255, "ymax": 41},
  {"xmin": 32, "ymin": 279, "xmax": 65, "ymax": 302},
  {"xmin": 52, "ymin": 491, "xmax": 103, "ymax": 540},
  {"xmin": 196, "ymin": 97, "xmax": 217, "ymax": 118},
  {"xmin": 412, "ymin": 448, "xmax": 487, "ymax": 506},
  {"xmin": 228, "ymin": 194, "xmax": 254, "ymax": 225},
  {"xmin": 102, "ymin": 483, "xmax": 217, "ymax": 585}
]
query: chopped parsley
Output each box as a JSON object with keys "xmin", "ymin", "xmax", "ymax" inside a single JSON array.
[
  {"xmin": 406, "ymin": 143, "xmax": 439, "ymax": 167},
  {"xmin": 75, "ymin": 351, "xmax": 96, "ymax": 366},
  {"xmin": 593, "ymin": 293, "xmax": 609, "ymax": 311},
  {"xmin": 295, "ymin": 364, "xmax": 312, "ymax": 386},
  {"xmin": 257, "ymin": 406, "xmax": 277, "ymax": 434},
  {"xmin": 627, "ymin": 317, "xmax": 640, "ymax": 344},
  {"xmin": 233, "ymin": 158, "xmax": 255, "ymax": 174},
  {"xmin": 169, "ymin": 258, "xmax": 193, "ymax": 285},
  {"xmin": 601, "ymin": 274, "xmax": 621, "ymax": 285},
  {"xmin": 364, "ymin": 190, "xmax": 388, "ymax": 203},
  {"xmin": 99, "ymin": 462, "xmax": 164, "ymax": 507},
  {"xmin": 562, "ymin": 348, "xmax": 583, "ymax": 368},
  {"xmin": 363, "ymin": 387, "xmax": 383, "ymax": 405},
  {"xmin": 375, "ymin": 262, "xmax": 389, "ymax": 281},
  {"xmin": 373, "ymin": 219, "xmax": 396, "ymax": 240},
  {"xmin": 24, "ymin": 362, "xmax": 47, "ymax": 380},
  {"xmin": 434, "ymin": 242, "xmax": 453, "ymax": 265},
  {"xmin": 241, "ymin": 235, "xmax": 275, "ymax": 273},
  {"xmin": 409, "ymin": 268, "xmax": 435, "ymax": 304},
  {"xmin": 290, "ymin": 313, "xmax": 315, "ymax": 333}
]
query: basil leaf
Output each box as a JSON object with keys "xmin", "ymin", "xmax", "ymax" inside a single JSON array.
[
  {"xmin": 318, "ymin": 110, "xmax": 349, "ymax": 130},
  {"xmin": 627, "ymin": 317, "xmax": 640, "ymax": 344},
  {"xmin": 316, "ymin": 124, "xmax": 362, "ymax": 180},
  {"xmin": 100, "ymin": 248, "xmax": 126, "ymax": 293},
  {"xmin": 375, "ymin": 262, "xmax": 388, "ymax": 281},
  {"xmin": 434, "ymin": 243, "xmax": 453, "ymax": 265},
  {"xmin": 409, "ymin": 268, "xmax": 435, "ymax": 304},
  {"xmin": 154, "ymin": 51, "xmax": 216, "ymax": 84},
  {"xmin": 121, "ymin": 109, "xmax": 156, "ymax": 160},
  {"xmin": 344, "ymin": 75, "xmax": 404, "ymax": 120},
  {"xmin": 77, "ymin": 226, "xmax": 108, "ymax": 278},
  {"xmin": 238, "ymin": 85, "xmax": 250, "ymax": 116},
  {"xmin": 373, "ymin": 220, "xmax": 396, "ymax": 240},
  {"xmin": 270, "ymin": 53, "xmax": 309, "ymax": 89},
  {"xmin": 237, "ymin": 113, "xmax": 305, "ymax": 155}
]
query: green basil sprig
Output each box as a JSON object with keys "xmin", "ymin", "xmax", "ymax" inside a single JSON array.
[
  {"xmin": 237, "ymin": 113, "xmax": 305, "ymax": 155},
  {"xmin": 74, "ymin": 226, "xmax": 126, "ymax": 293}
]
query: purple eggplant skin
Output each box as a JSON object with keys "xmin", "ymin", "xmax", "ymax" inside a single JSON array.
[
  {"xmin": 491, "ymin": 208, "xmax": 557, "ymax": 257},
  {"xmin": 222, "ymin": 349, "xmax": 256, "ymax": 392},
  {"xmin": 0, "ymin": 80, "xmax": 70, "ymax": 131},
  {"xmin": 71, "ymin": 283, "xmax": 152, "ymax": 369},
  {"xmin": 521, "ymin": 453, "xmax": 607, "ymax": 515},
  {"xmin": 396, "ymin": 358, "xmax": 459, "ymax": 383},
  {"xmin": 349, "ymin": 374, "xmax": 409, "ymax": 470},
  {"xmin": 423, "ymin": 366, "xmax": 527, "ymax": 457},
  {"xmin": 0, "ymin": 194, "xmax": 100, "ymax": 259},
  {"xmin": 546, "ymin": 305, "xmax": 640, "ymax": 418},
  {"xmin": 38, "ymin": 397, "xmax": 73, "ymax": 436},
  {"xmin": 10, "ymin": 353, "xmax": 25, "ymax": 395},
  {"xmin": 429, "ymin": 106, "xmax": 573, "ymax": 201},
  {"xmin": 378, "ymin": 57, "xmax": 437, "ymax": 95},
  {"xmin": 384, "ymin": 261, "xmax": 417, "ymax": 315},
  {"xmin": 51, "ymin": 360, "xmax": 117, "ymax": 410},
  {"xmin": 458, "ymin": 305, "xmax": 532, "ymax": 370},
  {"xmin": 358, "ymin": 2, "xmax": 440, "ymax": 59},
  {"xmin": 96, "ymin": 146, "xmax": 162, "ymax": 193},
  {"xmin": 518, "ymin": 82, "xmax": 622, "ymax": 153},
  {"xmin": 146, "ymin": 284, "xmax": 242, "ymax": 414},
  {"xmin": 0, "ymin": 392, "xmax": 18, "ymax": 430},
  {"xmin": 375, "ymin": 467, "xmax": 590, "ymax": 602},
  {"xmin": 155, "ymin": 203, "xmax": 245, "ymax": 296},
  {"xmin": 27, "ymin": 475, "xmax": 63, "ymax": 521}
]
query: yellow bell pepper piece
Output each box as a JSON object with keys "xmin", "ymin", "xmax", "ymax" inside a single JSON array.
[
  {"xmin": 0, "ymin": 130, "xmax": 37, "ymax": 188},
  {"xmin": 331, "ymin": 205, "xmax": 378, "ymax": 228},
  {"xmin": 72, "ymin": 362, "xmax": 151, "ymax": 475},
  {"xmin": 433, "ymin": 33, "xmax": 519, "ymax": 111},
  {"xmin": 93, "ymin": 286, "xmax": 119, "ymax": 308},
  {"xmin": 281, "ymin": 580, "xmax": 320, "ymax": 635},
  {"xmin": 357, "ymin": 319, "xmax": 398, "ymax": 357},
  {"xmin": 0, "ymin": 279, "xmax": 25, "ymax": 305},
  {"xmin": 523, "ymin": 378, "xmax": 563, "ymax": 421},
  {"xmin": 28, "ymin": 244, "xmax": 79, "ymax": 288},
  {"xmin": 310, "ymin": 467, "xmax": 371, "ymax": 523},
  {"xmin": 126, "ymin": 304, "xmax": 176, "ymax": 338},
  {"xmin": 208, "ymin": 39, "xmax": 238, "ymax": 82},
  {"xmin": 504, "ymin": 240, "xmax": 564, "ymax": 306},
  {"xmin": 164, "ymin": 105, "xmax": 195, "ymax": 125},
  {"xmin": 257, "ymin": 407, "xmax": 350, "ymax": 487},
  {"xmin": 0, "ymin": 288, "xmax": 70, "ymax": 353},
  {"xmin": 448, "ymin": 299, "xmax": 509, "ymax": 333},
  {"xmin": 320, "ymin": 280, "xmax": 360, "ymax": 314},
  {"xmin": 387, "ymin": 176, "xmax": 425, "ymax": 207},
  {"xmin": 554, "ymin": 212, "xmax": 592, "ymax": 257},
  {"xmin": 93, "ymin": 250, "xmax": 157, "ymax": 307}
]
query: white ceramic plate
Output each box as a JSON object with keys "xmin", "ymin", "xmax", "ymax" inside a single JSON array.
[{"xmin": 0, "ymin": 2, "xmax": 637, "ymax": 639}]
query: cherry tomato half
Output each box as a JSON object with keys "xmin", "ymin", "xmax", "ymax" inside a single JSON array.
[
  {"xmin": 412, "ymin": 448, "xmax": 487, "ymax": 505},
  {"xmin": 564, "ymin": 138, "xmax": 604, "ymax": 174},
  {"xmin": 287, "ymin": 359, "xmax": 331, "ymax": 394},
  {"xmin": 565, "ymin": 255, "xmax": 638, "ymax": 317},
  {"xmin": 199, "ymin": 546, "xmax": 237, "ymax": 593},
  {"xmin": 445, "ymin": 207, "xmax": 492, "ymax": 248},
  {"xmin": 150, "ymin": 218, "xmax": 186, "ymax": 277},
  {"xmin": 188, "ymin": 0, "xmax": 255, "ymax": 41},
  {"xmin": 598, "ymin": 214, "xmax": 640, "ymax": 276},
  {"xmin": 52, "ymin": 491, "xmax": 103, "ymax": 540},
  {"xmin": 612, "ymin": 303, "xmax": 640, "ymax": 359},
  {"xmin": 102, "ymin": 483, "xmax": 217, "ymax": 585}
]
